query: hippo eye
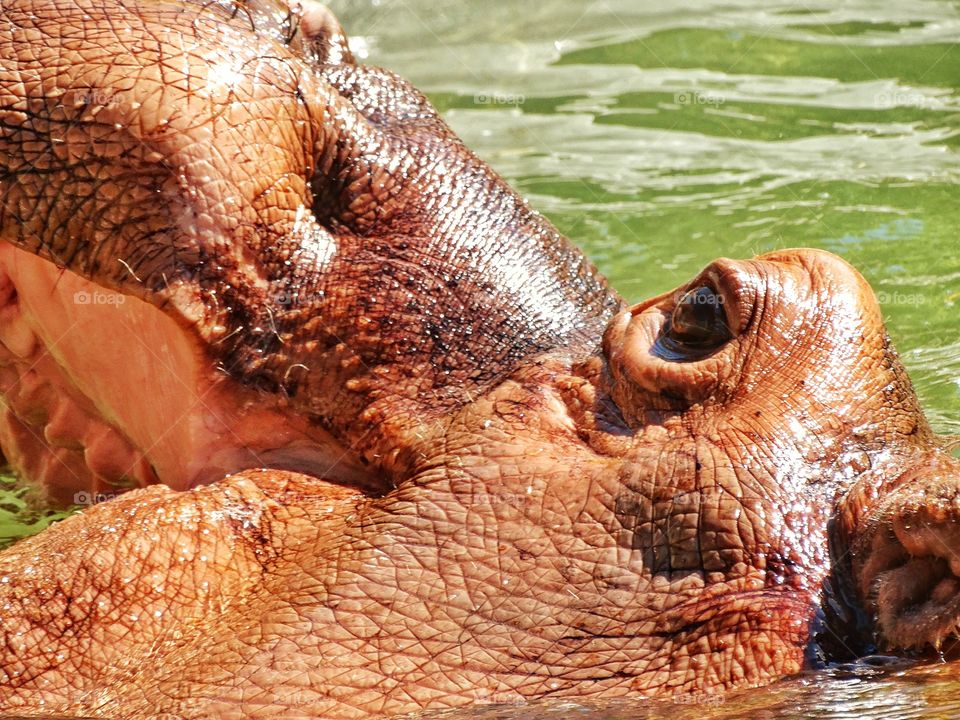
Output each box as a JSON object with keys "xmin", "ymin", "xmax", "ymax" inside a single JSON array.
[{"xmin": 662, "ymin": 286, "xmax": 731, "ymax": 354}]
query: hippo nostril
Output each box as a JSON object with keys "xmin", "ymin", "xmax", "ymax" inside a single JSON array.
[
  {"xmin": 875, "ymin": 555, "xmax": 960, "ymax": 637},
  {"xmin": 670, "ymin": 286, "xmax": 729, "ymax": 343},
  {"xmin": 653, "ymin": 285, "xmax": 731, "ymax": 361},
  {"xmin": 866, "ymin": 510, "xmax": 960, "ymax": 650}
]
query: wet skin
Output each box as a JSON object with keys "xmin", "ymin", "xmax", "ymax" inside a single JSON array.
[{"xmin": 0, "ymin": 0, "xmax": 959, "ymax": 717}]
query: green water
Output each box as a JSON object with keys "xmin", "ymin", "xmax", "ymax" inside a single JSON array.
[
  {"xmin": 2, "ymin": 0, "xmax": 960, "ymax": 713},
  {"xmin": 0, "ymin": 474, "xmax": 72, "ymax": 544}
]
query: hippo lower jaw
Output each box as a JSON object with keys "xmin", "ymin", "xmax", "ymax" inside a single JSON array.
[{"xmin": 0, "ymin": 241, "xmax": 382, "ymax": 504}]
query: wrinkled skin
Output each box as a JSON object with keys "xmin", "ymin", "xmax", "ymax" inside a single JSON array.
[{"xmin": 0, "ymin": 0, "xmax": 958, "ymax": 717}]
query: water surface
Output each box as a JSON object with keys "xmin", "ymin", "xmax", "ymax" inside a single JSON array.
[{"xmin": 411, "ymin": 658, "xmax": 960, "ymax": 719}]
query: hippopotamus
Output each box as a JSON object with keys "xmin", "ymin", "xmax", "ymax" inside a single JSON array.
[{"xmin": 0, "ymin": 0, "xmax": 957, "ymax": 717}]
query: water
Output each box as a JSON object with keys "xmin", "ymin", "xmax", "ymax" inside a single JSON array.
[
  {"xmin": 410, "ymin": 658, "xmax": 960, "ymax": 720},
  {"xmin": 2, "ymin": 0, "xmax": 960, "ymax": 714}
]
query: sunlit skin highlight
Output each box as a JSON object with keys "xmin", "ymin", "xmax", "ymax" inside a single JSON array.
[{"xmin": 0, "ymin": 1, "xmax": 957, "ymax": 718}]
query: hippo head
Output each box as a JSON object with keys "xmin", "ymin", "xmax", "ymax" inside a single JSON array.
[
  {"xmin": 600, "ymin": 248, "xmax": 950, "ymax": 657},
  {"xmin": 0, "ymin": 0, "xmax": 957, "ymax": 716}
]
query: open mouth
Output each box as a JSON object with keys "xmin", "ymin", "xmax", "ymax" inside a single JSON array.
[{"xmin": 0, "ymin": 241, "xmax": 381, "ymax": 506}]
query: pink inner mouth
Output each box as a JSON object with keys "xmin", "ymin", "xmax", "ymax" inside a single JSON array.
[{"xmin": 0, "ymin": 241, "xmax": 378, "ymax": 505}]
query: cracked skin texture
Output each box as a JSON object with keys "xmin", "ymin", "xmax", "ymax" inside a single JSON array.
[{"xmin": 0, "ymin": 0, "xmax": 959, "ymax": 717}]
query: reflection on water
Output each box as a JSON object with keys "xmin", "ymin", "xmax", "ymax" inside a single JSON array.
[
  {"xmin": 407, "ymin": 659, "xmax": 960, "ymax": 720},
  {"xmin": 340, "ymin": 0, "xmax": 960, "ymax": 433},
  {"xmin": 337, "ymin": 0, "xmax": 960, "ymax": 717}
]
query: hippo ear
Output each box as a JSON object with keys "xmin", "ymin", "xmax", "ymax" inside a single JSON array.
[{"xmin": 852, "ymin": 453, "xmax": 960, "ymax": 651}]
